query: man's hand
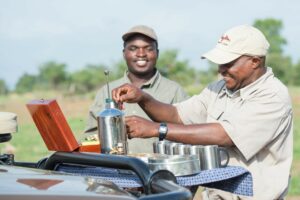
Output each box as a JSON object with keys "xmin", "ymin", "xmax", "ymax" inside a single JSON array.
[
  {"xmin": 112, "ymin": 83, "xmax": 144, "ymax": 104},
  {"xmin": 125, "ymin": 115, "xmax": 159, "ymax": 139}
]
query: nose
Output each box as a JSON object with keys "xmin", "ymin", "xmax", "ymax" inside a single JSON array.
[{"xmin": 136, "ymin": 48, "xmax": 146, "ymax": 57}]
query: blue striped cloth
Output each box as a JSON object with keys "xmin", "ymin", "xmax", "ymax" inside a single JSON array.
[{"xmin": 57, "ymin": 165, "xmax": 253, "ymax": 196}]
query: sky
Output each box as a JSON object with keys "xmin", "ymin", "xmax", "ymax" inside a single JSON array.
[{"xmin": 0, "ymin": 0, "xmax": 299, "ymax": 89}]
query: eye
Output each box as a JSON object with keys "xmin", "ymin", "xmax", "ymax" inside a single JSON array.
[
  {"xmin": 128, "ymin": 46, "xmax": 137, "ymax": 51},
  {"xmin": 219, "ymin": 64, "xmax": 230, "ymax": 69},
  {"xmin": 146, "ymin": 46, "xmax": 154, "ymax": 52},
  {"xmin": 222, "ymin": 59, "xmax": 236, "ymax": 69},
  {"xmin": 224, "ymin": 64, "xmax": 231, "ymax": 69}
]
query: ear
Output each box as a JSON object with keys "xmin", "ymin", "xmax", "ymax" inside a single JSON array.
[
  {"xmin": 156, "ymin": 49, "xmax": 159, "ymax": 58},
  {"xmin": 251, "ymin": 57, "xmax": 261, "ymax": 69},
  {"xmin": 122, "ymin": 49, "xmax": 125, "ymax": 59}
]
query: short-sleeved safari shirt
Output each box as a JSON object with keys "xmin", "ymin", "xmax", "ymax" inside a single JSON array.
[
  {"xmin": 175, "ymin": 67, "xmax": 293, "ymax": 199},
  {"xmin": 85, "ymin": 70, "xmax": 188, "ymax": 153}
]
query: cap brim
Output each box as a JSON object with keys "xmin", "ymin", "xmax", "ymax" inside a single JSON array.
[
  {"xmin": 122, "ymin": 32, "xmax": 156, "ymax": 42},
  {"xmin": 201, "ymin": 47, "xmax": 241, "ymax": 65}
]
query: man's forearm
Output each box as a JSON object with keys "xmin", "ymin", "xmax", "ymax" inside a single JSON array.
[
  {"xmin": 165, "ymin": 123, "xmax": 233, "ymax": 147},
  {"xmin": 138, "ymin": 92, "xmax": 182, "ymax": 123}
]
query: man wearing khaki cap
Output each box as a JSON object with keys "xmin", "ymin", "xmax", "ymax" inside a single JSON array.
[
  {"xmin": 111, "ymin": 25, "xmax": 293, "ymax": 199},
  {"xmin": 84, "ymin": 25, "xmax": 188, "ymax": 153}
]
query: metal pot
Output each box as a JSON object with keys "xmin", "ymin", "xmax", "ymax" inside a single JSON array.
[{"xmin": 148, "ymin": 154, "xmax": 200, "ymax": 176}]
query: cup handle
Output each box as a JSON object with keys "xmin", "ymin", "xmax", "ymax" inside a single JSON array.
[{"xmin": 218, "ymin": 147, "xmax": 229, "ymax": 167}]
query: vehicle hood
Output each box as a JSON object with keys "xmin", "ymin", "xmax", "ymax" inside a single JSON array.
[{"xmin": 0, "ymin": 165, "xmax": 134, "ymax": 200}]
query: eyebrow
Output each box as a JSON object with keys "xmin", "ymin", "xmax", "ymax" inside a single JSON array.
[{"xmin": 125, "ymin": 43, "xmax": 156, "ymax": 50}]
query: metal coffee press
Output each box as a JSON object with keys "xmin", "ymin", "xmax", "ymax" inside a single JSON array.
[{"xmin": 97, "ymin": 70, "xmax": 128, "ymax": 154}]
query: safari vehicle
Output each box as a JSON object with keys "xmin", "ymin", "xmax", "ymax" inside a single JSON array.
[{"xmin": 0, "ymin": 111, "xmax": 192, "ymax": 200}]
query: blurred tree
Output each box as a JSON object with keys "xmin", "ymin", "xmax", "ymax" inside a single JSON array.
[
  {"xmin": 38, "ymin": 61, "xmax": 68, "ymax": 89},
  {"xmin": 113, "ymin": 60, "xmax": 127, "ymax": 79},
  {"xmin": 292, "ymin": 60, "xmax": 300, "ymax": 85},
  {"xmin": 254, "ymin": 18, "xmax": 287, "ymax": 54},
  {"xmin": 156, "ymin": 49, "xmax": 197, "ymax": 87},
  {"xmin": 266, "ymin": 54, "xmax": 293, "ymax": 84},
  {"xmin": 199, "ymin": 63, "xmax": 219, "ymax": 85},
  {"xmin": 15, "ymin": 73, "xmax": 37, "ymax": 93},
  {"xmin": 253, "ymin": 18, "xmax": 293, "ymax": 84},
  {"xmin": 69, "ymin": 64, "xmax": 109, "ymax": 93},
  {"xmin": 0, "ymin": 79, "xmax": 8, "ymax": 95}
]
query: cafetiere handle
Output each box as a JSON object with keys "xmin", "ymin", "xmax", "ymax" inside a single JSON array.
[{"xmin": 218, "ymin": 147, "xmax": 230, "ymax": 167}]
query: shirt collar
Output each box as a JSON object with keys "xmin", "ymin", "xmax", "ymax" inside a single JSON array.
[
  {"xmin": 124, "ymin": 69, "xmax": 161, "ymax": 89},
  {"xmin": 220, "ymin": 67, "xmax": 274, "ymax": 100},
  {"xmin": 239, "ymin": 67, "xmax": 273, "ymax": 100},
  {"xmin": 220, "ymin": 84, "xmax": 240, "ymax": 99}
]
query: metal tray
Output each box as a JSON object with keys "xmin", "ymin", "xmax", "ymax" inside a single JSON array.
[{"xmin": 148, "ymin": 154, "xmax": 200, "ymax": 176}]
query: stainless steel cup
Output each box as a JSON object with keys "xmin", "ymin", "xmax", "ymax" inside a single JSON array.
[
  {"xmin": 185, "ymin": 145, "xmax": 204, "ymax": 170},
  {"xmin": 153, "ymin": 140, "xmax": 169, "ymax": 154},
  {"xmin": 173, "ymin": 143, "xmax": 186, "ymax": 155},
  {"xmin": 186, "ymin": 145, "xmax": 203, "ymax": 155},
  {"xmin": 164, "ymin": 142, "xmax": 178, "ymax": 155},
  {"xmin": 200, "ymin": 145, "xmax": 229, "ymax": 170},
  {"xmin": 183, "ymin": 144, "xmax": 192, "ymax": 155}
]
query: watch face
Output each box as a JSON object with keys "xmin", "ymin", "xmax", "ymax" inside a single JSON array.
[
  {"xmin": 160, "ymin": 126, "xmax": 167, "ymax": 133},
  {"xmin": 159, "ymin": 123, "xmax": 168, "ymax": 141}
]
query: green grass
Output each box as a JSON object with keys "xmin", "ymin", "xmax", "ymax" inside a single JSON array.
[
  {"xmin": 288, "ymin": 86, "xmax": 300, "ymax": 196},
  {"xmin": 290, "ymin": 175, "xmax": 300, "ymax": 195},
  {"xmin": 293, "ymin": 118, "xmax": 300, "ymax": 161}
]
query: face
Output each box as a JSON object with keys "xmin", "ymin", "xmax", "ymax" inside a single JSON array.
[
  {"xmin": 218, "ymin": 56, "xmax": 260, "ymax": 91},
  {"xmin": 123, "ymin": 35, "xmax": 158, "ymax": 77}
]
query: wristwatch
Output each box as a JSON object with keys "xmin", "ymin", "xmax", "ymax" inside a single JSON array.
[{"xmin": 158, "ymin": 123, "xmax": 168, "ymax": 141}]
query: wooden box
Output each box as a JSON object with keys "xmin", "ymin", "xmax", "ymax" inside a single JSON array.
[
  {"xmin": 26, "ymin": 99, "xmax": 79, "ymax": 152},
  {"xmin": 27, "ymin": 99, "xmax": 101, "ymax": 153}
]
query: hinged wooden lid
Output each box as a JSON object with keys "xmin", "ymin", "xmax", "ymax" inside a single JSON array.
[{"xmin": 26, "ymin": 99, "xmax": 79, "ymax": 152}]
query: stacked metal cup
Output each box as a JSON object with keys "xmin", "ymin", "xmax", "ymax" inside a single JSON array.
[{"xmin": 153, "ymin": 141, "xmax": 230, "ymax": 170}]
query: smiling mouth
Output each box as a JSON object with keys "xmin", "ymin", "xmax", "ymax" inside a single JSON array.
[
  {"xmin": 222, "ymin": 76, "xmax": 233, "ymax": 83},
  {"xmin": 223, "ymin": 76, "xmax": 229, "ymax": 80},
  {"xmin": 136, "ymin": 60, "xmax": 147, "ymax": 66}
]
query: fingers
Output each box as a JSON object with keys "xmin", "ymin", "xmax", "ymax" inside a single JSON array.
[
  {"xmin": 112, "ymin": 84, "xmax": 129, "ymax": 103},
  {"xmin": 125, "ymin": 116, "xmax": 156, "ymax": 139},
  {"xmin": 112, "ymin": 83, "xmax": 141, "ymax": 103},
  {"xmin": 127, "ymin": 128, "xmax": 132, "ymax": 139},
  {"xmin": 125, "ymin": 115, "xmax": 135, "ymax": 123},
  {"xmin": 125, "ymin": 116, "xmax": 139, "ymax": 139},
  {"xmin": 125, "ymin": 116, "xmax": 137, "ymax": 128},
  {"xmin": 125, "ymin": 116, "xmax": 136, "ymax": 139}
]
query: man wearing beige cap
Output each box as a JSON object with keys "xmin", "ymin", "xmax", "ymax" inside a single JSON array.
[
  {"xmin": 111, "ymin": 25, "xmax": 293, "ymax": 199},
  {"xmin": 84, "ymin": 25, "xmax": 188, "ymax": 153}
]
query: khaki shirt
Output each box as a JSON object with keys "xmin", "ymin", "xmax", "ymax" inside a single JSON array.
[
  {"xmin": 175, "ymin": 67, "xmax": 293, "ymax": 199},
  {"xmin": 85, "ymin": 70, "xmax": 188, "ymax": 153}
]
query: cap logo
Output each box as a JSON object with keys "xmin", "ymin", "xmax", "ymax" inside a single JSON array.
[{"xmin": 218, "ymin": 35, "xmax": 230, "ymax": 45}]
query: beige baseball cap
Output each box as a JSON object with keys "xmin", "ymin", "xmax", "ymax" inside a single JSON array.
[
  {"xmin": 0, "ymin": 112, "xmax": 17, "ymax": 134},
  {"xmin": 202, "ymin": 25, "xmax": 270, "ymax": 64},
  {"xmin": 122, "ymin": 25, "xmax": 158, "ymax": 42}
]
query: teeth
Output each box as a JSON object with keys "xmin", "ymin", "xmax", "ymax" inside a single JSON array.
[{"xmin": 136, "ymin": 60, "xmax": 146, "ymax": 66}]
